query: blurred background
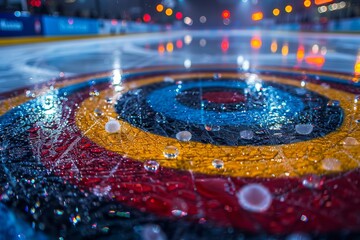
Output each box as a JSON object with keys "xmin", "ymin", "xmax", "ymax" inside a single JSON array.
[{"xmin": 0, "ymin": 0, "xmax": 359, "ymax": 38}]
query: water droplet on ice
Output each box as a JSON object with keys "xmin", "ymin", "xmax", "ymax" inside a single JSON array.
[
  {"xmin": 236, "ymin": 184, "xmax": 272, "ymax": 212},
  {"xmin": 144, "ymin": 160, "xmax": 159, "ymax": 172},
  {"xmin": 204, "ymin": 124, "xmax": 220, "ymax": 132},
  {"xmin": 89, "ymin": 90, "xmax": 100, "ymax": 97},
  {"xmin": 105, "ymin": 97, "xmax": 113, "ymax": 104},
  {"xmin": 163, "ymin": 146, "xmax": 179, "ymax": 159},
  {"xmin": 141, "ymin": 224, "xmax": 167, "ymax": 240},
  {"xmin": 354, "ymin": 95, "xmax": 360, "ymax": 103},
  {"xmin": 301, "ymin": 174, "xmax": 323, "ymax": 189},
  {"xmin": 25, "ymin": 90, "xmax": 36, "ymax": 98},
  {"xmin": 327, "ymin": 100, "xmax": 340, "ymax": 107},
  {"xmin": 342, "ymin": 137, "xmax": 359, "ymax": 146},
  {"xmin": 240, "ymin": 130, "xmax": 254, "ymax": 140},
  {"xmin": 212, "ymin": 159, "xmax": 224, "ymax": 169},
  {"xmin": 295, "ymin": 124, "xmax": 313, "ymax": 135},
  {"xmin": 300, "ymin": 215, "xmax": 308, "ymax": 222},
  {"xmin": 171, "ymin": 198, "xmax": 188, "ymax": 217},
  {"xmin": 105, "ymin": 119, "xmax": 121, "ymax": 133},
  {"xmin": 321, "ymin": 158, "xmax": 341, "ymax": 171},
  {"xmin": 94, "ymin": 108, "xmax": 104, "ymax": 116},
  {"xmin": 155, "ymin": 113, "xmax": 166, "ymax": 123},
  {"xmin": 176, "ymin": 131, "xmax": 192, "ymax": 142}
]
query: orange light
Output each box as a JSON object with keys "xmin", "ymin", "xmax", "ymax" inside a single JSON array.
[
  {"xmin": 166, "ymin": 42, "xmax": 174, "ymax": 53},
  {"xmin": 158, "ymin": 44, "xmax": 165, "ymax": 54},
  {"xmin": 355, "ymin": 62, "xmax": 360, "ymax": 76},
  {"xmin": 273, "ymin": 8, "xmax": 280, "ymax": 16},
  {"xmin": 271, "ymin": 40, "xmax": 278, "ymax": 53},
  {"xmin": 221, "ymin": 38, "xmax": 229, "ymax": 53},
  {"xmin": 297, "ymin": 45, "xmax": 305, "ymax": 62},
  {"xmin": 315, "ymin": 0, "xmax": 333, "ymax": 5},
  {"xmin": 282, "ymin": 43, "xmax": 289, "ymax": 56},
  {"xmin": 165, "ymin": 8, "xmax": 173, "ymax": 16},
  {"xmin": 285, "ymin": 5, "xmax": 293, "ymax": 13},
  {"xmin": 222, "ymin": 10, "xmax": 230, "ymax": 19},
  {"xmin": 304, "ymin": 0, "xmax": 312, "ymax": 8},
  {"xmin": 251, "ymin": 36, "xmax": 262, "ymax": 50},
  {"xmin": 252, "ymin": 12, "xmax": 263, "ymax": 21},
  {"xmin": 305, "ymin": 55, "xmax": 325, "ymax": 67},
  {"xmin": 156, "ymin": 4, "xmax": 164, "ymax": 12}
]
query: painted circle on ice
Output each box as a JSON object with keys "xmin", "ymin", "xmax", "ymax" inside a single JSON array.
[
  {"xmin": 116, "ymin": 78, "xmax": 342, "ymax": 146},
  {"xmin": 1, "ymin": 66, "xmax": 360, "ymax": 238}
]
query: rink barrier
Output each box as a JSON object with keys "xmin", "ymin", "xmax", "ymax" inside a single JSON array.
[
  {"xmin": 0, "ymin": 13, "xmax": 42, "ymax": 37},
  {"xmin": 0, "ymin": 14, "xmax": 163, "ymax": 38}
]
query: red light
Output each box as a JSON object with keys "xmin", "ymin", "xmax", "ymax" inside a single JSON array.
[
  {"xmin": 176, "ymin": 39, "xmax": 183, "ymax": 49},
  {"xmin": 111, "ymin": 19, "xmax": 118, "ymax": 26},
  {"xmin": 143, "ymin": 14, "xmax": 151, "ymax": 23},
  {"xmin": 221, "ymin": 38, "xmax": 229, "ymax": 52},
  {"xmin": 29, "ymin": 0, "xmax": 41, "ymax": 7},
  {"xmin": 175, "ymin": 12, "xmax": 183, "ymax": 20},
  {"xmin": 222, "ymin": 10, "xmax": 230, "ymax": 19}
]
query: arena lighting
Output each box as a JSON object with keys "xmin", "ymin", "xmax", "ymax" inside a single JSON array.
[
  {"xmin": 175, "ymin": 12, "xmax": 183, "ymax": 20},
  {"xmin": 285, "ymin": 5, "xmax": 293, "ymax": 13},
  {"xmin": 250, "ymin": 36, "xmax": 262, "ymax": 50},
  {"xmin": 165, "ymin": 8, "xmax": 173, "ymax": 16},
  {"xmin": 29, "ymin": 0, "xmax": 41, "ymax": 7},
  {"xmin": 221, "ymin": 38, "xmax": 229, "ymax": 52},
  {"xmin": 156, "ymin": 4, "xmax": 164, "ymax": 12},
  {"xmin": 304, "ymin": 0, "xmax": 312, "ymax": 8},
  {"xmin": 252, "ymin": 12, "xmax": 263, "ymax": 21},
  {"xmin": 315, "ymin": 0, "xmax": 333, "ymax": 5},
  {"xmin": 222, "ymin": 10, "xmax": 231, "ymax": 19},
  {"xmin": 143, "ymin": 14, "xmax": 151, "ymax": 23},
  {"xmin": 273, "ymin": 8, "xmax": 280, "ymax": 16}
]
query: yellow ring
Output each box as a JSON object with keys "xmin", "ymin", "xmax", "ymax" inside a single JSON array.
[{"xmin": 75, "ymin": 72, "xmax": 360, "ymax": 178}]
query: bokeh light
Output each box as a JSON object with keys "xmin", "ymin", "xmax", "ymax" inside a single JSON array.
[
  {"xmin": 165, "ymin": 8, "xmax": 173, "ymax": 16},
  {"xmin": 156, "ymin": 4, "xmax": 164, "ymax": 12},
  {"xmin": 273, "ymin": 8, "xmax": 280, "ymax": 16},
  {"xmin": 285, "ymin": 5, "xmax": 293, "ymax": 13}
]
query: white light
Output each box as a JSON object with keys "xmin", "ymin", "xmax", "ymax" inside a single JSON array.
[
  {"xmin": 320, "ymin": 46, "xmax": 327, "ymax": 55},
  {"xmin": 318, "ymin": 6, "xmax": 327, "ymax": 13},
  {"xmin": 312, "ymin": 44, "xmax": 319, "ymax": 54},
  {"xmin": 223, "ymin": 18, "xmax": 230, "ymax": 25},
  {"xmin": 199, "ymin": 38, "xmax": 207, "ymax": 47},
  {"xmin": 184, "ymin": 35, "xmax": 192, "ymax": 45},
  {"xmin": 237, "ymin": 56, "xmax": 244, "ymax": 65},
  {"xmin": 184, "ymin": 59, "xmax": 192, "ymax": 69},
  {"xmin": 242, "ymin": 60, "xmax": 250, "ymax": 71},
  {"xmin": 112, "ymin": 69, "xmax": 122, "ymax": 85},
  {"xmin": 184, "ymin": 17, "xmax": 193, "ymax": 26},
  {"xmin": 199, "ymin": 16, "xmax": 207, "ymax": 23}
]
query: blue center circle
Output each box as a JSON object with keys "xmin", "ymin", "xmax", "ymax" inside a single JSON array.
[{"xmin": 115, "ymin": 77, "xmax": 343, "ymax": 146}]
